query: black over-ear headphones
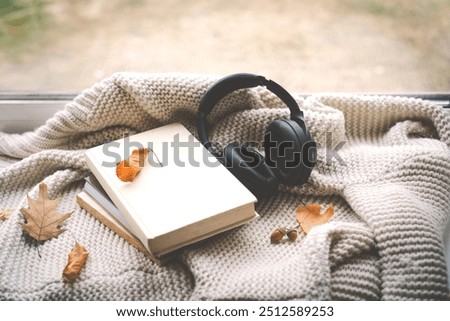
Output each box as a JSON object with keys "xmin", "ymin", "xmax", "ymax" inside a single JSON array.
[{"xmin": 198, "ymin": 73, "xmax": 316, "ymax": 199}]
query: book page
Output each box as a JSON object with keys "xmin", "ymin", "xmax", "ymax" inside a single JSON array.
[{"xmin": 86, "ymin": 123, "xmax": 256, "ymax": 241}]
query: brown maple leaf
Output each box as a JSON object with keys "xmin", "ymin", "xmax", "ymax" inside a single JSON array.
[
  {"xmin": 20, "ymin": 183, "xmax": 72, "ymax": 241},
  {"xmin": 63, "ymin": 242, "xmax": 89, "ymax": 283},
  {"xmin": 295, "ymin": 204, "xmax": 334, "ymax": 234},
  {"xmin": 0, "ymin": 209, "xmax": 12, "ymax": 221},
  {"xmin": 116, "ymin": 148, "xmax": 149, "ymax": 182}
]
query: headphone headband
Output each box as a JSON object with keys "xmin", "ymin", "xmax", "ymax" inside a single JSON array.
[{"xmin": 198, "ymin": 73, "xmax": 304, "ymax": 151}]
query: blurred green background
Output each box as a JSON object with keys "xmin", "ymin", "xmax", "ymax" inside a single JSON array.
[{"xmin": 0, "ymin": 0, "xmax": 449, "ymax": 92}]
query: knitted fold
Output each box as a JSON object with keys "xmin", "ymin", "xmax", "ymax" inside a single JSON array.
[{"xmin": 0, "ymin": 72, "xmax": 449, "ymax": 300}]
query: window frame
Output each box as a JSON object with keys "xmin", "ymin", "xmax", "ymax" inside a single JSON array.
[
  {"xmin": 0, "ymin": 92, "xmax": 76, "ymax": 133},
  {"xmin": 0, "ymin": 92, "xmax": 448, "ymax": 134}
]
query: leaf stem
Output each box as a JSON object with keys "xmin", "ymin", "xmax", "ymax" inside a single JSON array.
[
  {"xmin": 37, "ymin": 243, "xmax": 42, "ymax": 258},
  {"xmin": 149, "ymin": 148, "xmax": 163, "ymax": 167},
  {"xmin": 67, "ymin": 229, "xmax": 78, "ymax": 245}
]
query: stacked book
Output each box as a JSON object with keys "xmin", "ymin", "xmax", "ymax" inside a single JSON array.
[{"xmin": 78, "ymin": 123, "xmax": 257, "ymax": 264}]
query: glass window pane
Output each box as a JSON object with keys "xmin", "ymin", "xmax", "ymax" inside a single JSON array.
[{"xmin": 0, "ymin": 0, "xmax": 449, "ymax": 92}]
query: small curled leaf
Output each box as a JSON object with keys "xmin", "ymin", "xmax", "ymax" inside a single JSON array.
[
  {"xmin": 296, "ymin": 204, "xmax": 334, "ymax": 234},
  {"xmin": 116, "ymin": 148, "xmax": 149, "ymax": 182},
  {"xmin": 63, "ymin": 242, "xmax": 89, "ymax": 283},
  {"xmin": 0, "ymin": 209, "xmax": 12, "ymax": 221}
]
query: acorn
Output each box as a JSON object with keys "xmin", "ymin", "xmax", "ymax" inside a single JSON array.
[
  {"xmin": 287, "ymin": 229, "xmax": 298, "ymax": 242},
  {"xmin": 270, "ymin": 227, "xmax": 286, "ymax": 244}
]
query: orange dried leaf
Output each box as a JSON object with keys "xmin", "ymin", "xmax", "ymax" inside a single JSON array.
[
  {"xmin": 20, "ymin": 183, "xmax": 72, "ymax": 241},
  {"xmin": 116, "ymin": 148, "xmax": 149, "ymax": 182},
  {"xmin": 129, "ymin": 148, "xmax": 149, "ymax": 168},
  {"xmin": 63, "ymin": 242, "xmax": 89, "ymax": 283},
  {"xmin": 295, "ymin": 204, "xmax": 334, "ymax": 234},
  {"xmin": 116, "ymin": 160, "xmax": 140, "ymax": 182},
  {"xmin": 0, "ymin": 209, "xmax": 12, "ymax": 221}
]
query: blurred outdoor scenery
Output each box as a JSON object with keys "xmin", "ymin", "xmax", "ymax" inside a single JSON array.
[{"xmin": 0, "ymin": 0, "xmax": 449, "ymax": 93}]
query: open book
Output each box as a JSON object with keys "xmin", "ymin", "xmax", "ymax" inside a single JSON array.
[{"xmin": 82, "ymin": 123, "xmax": 257, "ymax": 259}]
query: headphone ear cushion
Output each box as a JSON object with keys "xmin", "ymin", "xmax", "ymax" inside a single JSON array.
[
  {"xmin": 223, "ymin": 142, "xmax": 279, "ymax": 199},
  {"xmin": 264, "ymin": 119, "xmax": 316, "ymax": 186}
]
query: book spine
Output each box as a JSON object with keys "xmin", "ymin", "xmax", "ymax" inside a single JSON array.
[{"xmin": 84, "ymin": 150, "xmax": 154, "ymax": 253}]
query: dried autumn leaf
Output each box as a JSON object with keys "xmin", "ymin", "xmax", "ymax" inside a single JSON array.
[
  {"xmin": 116, "ymin": 148, "xmax": 149, "ymax": 182},
  {"xmin": 20, "ymin": 183, "xmax": 72, "ymax": 241},
  {"xmin": 0, "ymin": 209, "xmax": 12, "ymax": 221},
  {"xmin": 295, "ymin": 204, "xmax": 334, "ymax": 234},
  {"xmin": 63, "ymin": 242, "xmax": 89, "ymax": 282},
  {"xmin": 116, "ymin": 160, "xmax": 139, "ymax": 182}
]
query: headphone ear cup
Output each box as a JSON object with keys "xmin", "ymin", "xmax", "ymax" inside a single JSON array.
[
  {"xmin": 264, "ymin": 119, "xmax": 316, "ymax": 186},
  {"xmin": 223, "ymin": 142, "xmax": 279, "ymax": 199}
]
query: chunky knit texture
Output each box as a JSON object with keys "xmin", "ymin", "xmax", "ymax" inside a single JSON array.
[{"xmin": 0, "ymin": 72, "xmax": 449, "ymax": 300}]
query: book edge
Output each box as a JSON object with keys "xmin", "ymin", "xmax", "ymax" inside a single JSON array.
[
  {"xmin": 76, "ymin": 191, "xmax": 175, "ymax": 265},
  {"xmin": 84, "ymin": 123, "xmax": 257, "ymax": 256},
  {"xmin": 84, "ymin": 148, "xmax": 154, "ymax": 249},
  {"xmin": 84, "ymin": 176, "xmax": 133, "ymax": 231},
  {"xmin": 153, "ymin": 204, "xmax": 258, "ymax": 256}
]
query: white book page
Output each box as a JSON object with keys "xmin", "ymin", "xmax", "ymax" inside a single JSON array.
[{"xmin": 86, "ymin": 123, "xmax": 256, "ymax": 240}]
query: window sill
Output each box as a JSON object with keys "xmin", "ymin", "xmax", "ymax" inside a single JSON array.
[
  {"xmin": 0, "ymin": 92, "xmax": 448, "ymax": 134},
  {"xmin": 0, "ymin": 93, "xmax": 77, "ymax": 133}
]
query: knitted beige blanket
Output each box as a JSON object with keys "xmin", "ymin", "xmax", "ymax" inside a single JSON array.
[{"xmin": 0, "ymin": 73, "xmax": 449, "ymax": 300}]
